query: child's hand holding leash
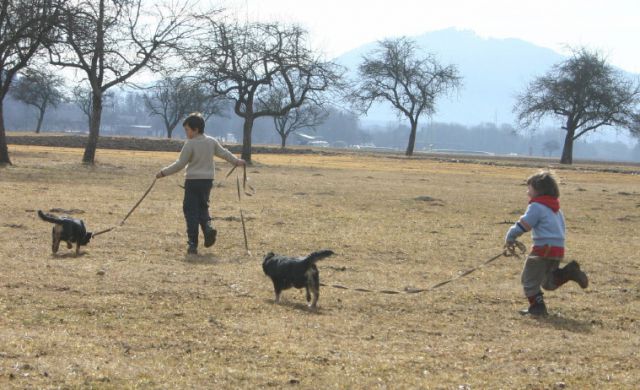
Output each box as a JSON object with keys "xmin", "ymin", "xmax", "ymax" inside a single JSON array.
[{"xmin": 503, "ymin": 241, "xmax": 527, "ymax": 258}]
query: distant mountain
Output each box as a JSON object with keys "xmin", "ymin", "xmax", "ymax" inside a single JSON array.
[{"xmin": 334, "ymin": 28, "xmax": 565, "ymax": 128}]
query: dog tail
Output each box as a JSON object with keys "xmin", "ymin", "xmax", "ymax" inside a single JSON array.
[
  {"xmin": 37, "ymin": 210, "xmax": 62, "ymax": 224},
  {"xmin": 303, "ymin": 249, "xmax": 335, "ymax": 265}
]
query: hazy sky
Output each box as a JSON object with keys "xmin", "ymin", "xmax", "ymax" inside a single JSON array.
[{"xmin": 219, "ymin": 0, "xmax": 640, "ymax": 74}]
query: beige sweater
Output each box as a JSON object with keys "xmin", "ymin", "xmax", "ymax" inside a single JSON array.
[{"xmin": 160, "ymin": 134, "xmax": 239, "ymax": 180}]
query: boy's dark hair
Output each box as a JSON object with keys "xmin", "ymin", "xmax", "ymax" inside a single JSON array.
[
  {"xmin": 183, "ymin": 112, "xmax": 205, "ymax": 133},
  {"xmin": 527, "ymin": 171, "xmax": 560, "ymax": 197}
]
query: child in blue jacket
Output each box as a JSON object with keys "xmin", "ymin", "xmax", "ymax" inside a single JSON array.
[{"xmin": 505, "ymin": 171, "xmax": 588, "ymax": 316}]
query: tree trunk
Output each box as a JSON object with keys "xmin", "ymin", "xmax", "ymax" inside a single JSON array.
[
  {"xmin": 241, "ymin": 116, "xmax": 254, "ymax": 163},
  {"xmin": 405, "ymin": 119, "xmax": 418, "ymax": 156},
  {"xmin": 0, "ymin": 103, "xmax": 11, "ymax": 165},
  {"xmin": 280, "ymin": 133, "xmax": 287, "ymax": 149},
  {"xmin": 560, "ymin": 128, "xmax": 575, "ymax": 164},
  {"xmin": 35, "ymin": 106, "xmax": 46, "ymax": 133},
  {"xmin": 83, "ymin": 91, "xmax": 103, "ymax": 164},
  {"xmin": 165, "ymin": 119, "xmax": 173, "ymax": 139}
]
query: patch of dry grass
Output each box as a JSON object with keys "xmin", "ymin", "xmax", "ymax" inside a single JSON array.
[{"xmin": 1, "ymin": 145, "xmax": 639, "ymax": 389}]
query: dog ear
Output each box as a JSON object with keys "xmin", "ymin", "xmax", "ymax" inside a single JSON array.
[{"xmin": 264, "ymin": 252, "xmax": 275, "ymax": 260}]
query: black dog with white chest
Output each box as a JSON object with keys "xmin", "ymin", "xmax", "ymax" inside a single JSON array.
[{"xmin": 262, "ymin": 249, "xmax": 334, "ymax": 308}]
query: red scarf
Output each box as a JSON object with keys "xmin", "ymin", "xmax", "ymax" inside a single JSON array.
[{"xmin": 530, "ymin": 195, "xmax": 560, "ymax": 213}]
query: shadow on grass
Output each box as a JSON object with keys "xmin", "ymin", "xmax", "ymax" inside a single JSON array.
[
  {"xmin": 183, "ymin": 253, "xmax": 253, "ymax": 264},
  {"xmin": 262, "ymin": 298, "xmax": 324, "ymax": 314},
  {"xmin": 534, "ymin": 313, "xmax": 593, "ymax": 334},
  {"xmin": 183, "ymin": 253, "xmax": 220, "ymax": 264},
  {"xmin": 51, "ymin": 252, "xmax": 87, "ymax": 259}
]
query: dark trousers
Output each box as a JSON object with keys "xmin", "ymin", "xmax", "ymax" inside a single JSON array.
[{"xmin": 183, "ymin": 179, "xmax": 213, "ymax": 246}]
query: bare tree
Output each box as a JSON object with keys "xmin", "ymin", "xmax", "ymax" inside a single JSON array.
[
  {"xmin": 514, "ymin": 48, "xmax": 640, "ymax": 164},
  {"xmin": 349, "ymin": 37, "xmax": 462, "ymax": 156},
  {"xmin": 632, "ymin": 113, "xmax": 640, "ymax": 138},
  {"xmin": 71, "ymin": 85, "xmax": 92, "ymax": 123},
  {"xmin": 143, "ymin": 74, "xmax": 222, "ymax": 139},
  {"xmin": 0, "ymin": 0, "xmax": 60, "ymax": 165},
  {"xmin": 261, "ymin": 85, "xmax": 328, "ymax": 148},
  {"xmin": 273, "ymin": 104, "xmax": 328, "ymax": 148},
  {"xmin": 542, "ymin": 139, "xmax": 561, "ymax": 157},
  {"xmin": 315, "ymin": 108, "xmax": 368, "ymax": 146},
  {"xmin": 47, "ymin": 0, "xmax": 195, "ymax": 164},
  {"xmin": 72, "ymin": 84, "xmax": 113, "ymax": 128},
  {"xmin": 191, "ymin": 20, "xmax": 343, "ymax": 163},
  {"xmin": 10, "ymin": 66, "xmax": 65, "ymax": 133}
]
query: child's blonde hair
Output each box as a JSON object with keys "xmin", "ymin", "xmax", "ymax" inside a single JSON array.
[{"xmin": 527, "ymin": 171, "xmax": 560, "ymax": 197}]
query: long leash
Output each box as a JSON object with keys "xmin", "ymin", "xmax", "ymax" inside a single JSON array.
[
  {"xmin": 216, "ymin": 164, "xmax": 254, "ymax": 255},
  {"xmin": 92, "ymin": 178, "xmax": 158, "ymax": 237},
  {"xmin": 320, "ymin": 241, "xmax": 527, "ymax": 295},
  {"xmin": 217, "ymin": 163, "xmax": 255, "ymax": 196},
  {"xmin": 236, "ymin": 171, "xmax": 251, "ymax": 255}
]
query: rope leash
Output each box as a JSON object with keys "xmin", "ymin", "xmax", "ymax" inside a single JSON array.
[
  {"xmin": 320, "ymin": 241, "xmax": 527, "ymax": 295},
  {"xmin": 92, "ymin": 161, "xmax": 253, "ymax": 242},
  {"xmin": 93, "ymin": 178, "xmax": 157, "ymax": 237},
  {"xmin": 216, "ymin": 164, "xmax": 254, "ymax": 255},
  {"xmin": 217, "ymin": 163, "xmax": 255, "ymax": 196},
  {"xmin": 175, "ymin": 163, "xmax": 253, "ymax": 254},
  {"xmin": 236, "ymin": 172, "xmax": 251, "ymax": 255}
]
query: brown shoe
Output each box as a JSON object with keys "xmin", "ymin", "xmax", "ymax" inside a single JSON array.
[{"xmin": 563, "ymin": 261, "xmax": 589, "ymax": 289}]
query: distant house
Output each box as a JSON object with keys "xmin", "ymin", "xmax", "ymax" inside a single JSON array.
[
  {"xmin": 95, "ymin": 112, "xmax": 156, "ymax": 136},
  {"xmin": 107, "ymin": 124, "xmax": 154, "ymax": 137},
  {"xmin": 213, "ymin": 133, "xmax": 238, "ymax": 144},
  {"xmin": 307, "ymin": 140, "xmax": 330, "ymax": 147},
  {"xmin": 293, "ymin": 132, "xmax": 324, "ymax": 146},
  {"xmin": 218, "ymin": 133, "xmax": 238, "ymax": 144}
]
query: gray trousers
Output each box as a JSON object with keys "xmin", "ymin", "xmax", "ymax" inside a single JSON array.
[{"xmin": 521, "ymin": 255, "xmax": 562, "ymax": 297}]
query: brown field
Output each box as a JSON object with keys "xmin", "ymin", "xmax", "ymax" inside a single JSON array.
[{"xmin": 1, "ymin": 145, "xmax": 639, "ymax": 389}]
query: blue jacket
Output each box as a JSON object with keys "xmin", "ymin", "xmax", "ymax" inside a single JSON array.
[{"xmin": 506, "ymin": 201, "xmax": 565, "ymax": 249}]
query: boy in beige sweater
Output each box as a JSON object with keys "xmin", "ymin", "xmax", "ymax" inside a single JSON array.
[{"xmin": 156, "ymin": 113, "xmax": 245, "ymax": 254}]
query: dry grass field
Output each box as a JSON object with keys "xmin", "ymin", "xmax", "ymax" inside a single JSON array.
[{"xmin": 1, "ymin": 144, "xmax": 639, "ymax": 389}]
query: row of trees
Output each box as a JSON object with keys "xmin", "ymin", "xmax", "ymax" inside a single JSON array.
[
  {"xmin": 0, "ymin": 1, "xmax": 348, "ymax": 164},
  {"xmin": 1, "ymin": 0, "xmax": 639, "ymax": 165},
  {"xmin": 0, "ymin": 0, "xmax": 193, "ymax": 164},
  {"xmin": 368, "ymin": 122, "xmax": 640, "ymax": 162},
  {"xmin": 9, "ymin": 67, "xmax": 65, "ymax": 133},
  {"xmin": 0, "ymin": 0, "xmax": 60, "ymax": 165}
]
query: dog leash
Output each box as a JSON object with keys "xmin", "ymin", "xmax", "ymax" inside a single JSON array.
[
  {"xmin": 320, "ymin": 241, "xmax": 527, "ymax": 295},
  {"xmin": 217, "ymin": 163, "xmax": 255, "ymax": 196},
  {"xmin": 215, "ymin": 164, "xmax": 254, "ymax": 255},
  {"xmin": 92, "ymin": 178, "xmax": 158, "ymax": 237},
  {"xmin": 236, "ymin": 172, "xmax": 251, "ymax": 255}
]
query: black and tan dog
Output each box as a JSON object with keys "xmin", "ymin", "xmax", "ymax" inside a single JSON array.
[
  {"xmin": 37, "ymin": 210, "xmax": 92, "ymax": 256},
  {"xmin": 262, "ymin": 249, "xmax": 334, "ymax": 308}
]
